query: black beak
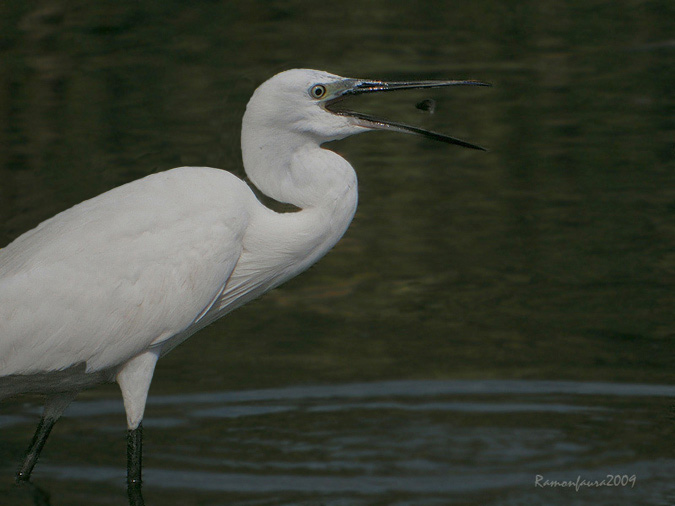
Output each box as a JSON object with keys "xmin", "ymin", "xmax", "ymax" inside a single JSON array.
[{"xmin": 326, "ymin": 78, "xmax": 490, "ymax": 150}]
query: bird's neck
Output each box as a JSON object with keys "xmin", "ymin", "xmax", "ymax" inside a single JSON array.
[
  {"xmin": 243, "ymin": 125, "xmax": 357, "ymax": 207},
  {"xmin": 241, "ymin": 126, "xmax": 358, "ymax": 279}
]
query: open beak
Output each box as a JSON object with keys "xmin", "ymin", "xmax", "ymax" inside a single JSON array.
[{"xmin": 325, "ymin": 78, "xmax": 490, "ymax": 150}]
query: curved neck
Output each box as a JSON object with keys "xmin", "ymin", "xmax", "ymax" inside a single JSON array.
[
  {"xmin": 242, "ymin": 106, "xmax": 359, "ymax": 205},
  {"xmin": 240, "ymin": 119, "xmax": 359, "ymax": 284}
]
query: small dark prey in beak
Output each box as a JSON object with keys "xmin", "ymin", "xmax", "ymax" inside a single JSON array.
[{"xmin": 326, "ymin": 78, "xmax": 490, "ymax": 150}]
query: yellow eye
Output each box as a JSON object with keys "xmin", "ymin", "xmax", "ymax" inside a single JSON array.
[{"xmin": 310, "ymin": 85, "xmax": 326, "ymax": 99}]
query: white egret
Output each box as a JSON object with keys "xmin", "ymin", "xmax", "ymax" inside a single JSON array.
[{"xmin": 0, "ymin": 69, "xmax": 488, "ymax": 504}]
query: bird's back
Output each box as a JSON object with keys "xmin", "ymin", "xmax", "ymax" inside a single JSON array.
[{"xmin": 0, "ymin": 167, "xmax": 253, "ymax": 377}]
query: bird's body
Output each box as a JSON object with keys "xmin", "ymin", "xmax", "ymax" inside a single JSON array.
[
  {"xmin": 0, "ymin": 165, "xmax": 355, "ymax": 385},
  {"xmin": 0, "ymin": 68, "xmax": 486, "ymax": 504}
]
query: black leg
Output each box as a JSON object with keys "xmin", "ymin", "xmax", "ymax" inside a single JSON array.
[
  {"xmin": 16, "ymin": 416, "xmax": 57, "ymax": 482},
  {"xmin": 126, "ymin": 424, "xmax": 144, "ymax": 506}
]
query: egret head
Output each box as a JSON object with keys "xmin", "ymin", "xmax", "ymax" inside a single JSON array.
[
  {"xmin": 243, "ymin": 68, "xmax": 489, "ymax": 149},
  {"xmin": 241, "ymin": 69, "xmax": 489, "ymax": 206}
]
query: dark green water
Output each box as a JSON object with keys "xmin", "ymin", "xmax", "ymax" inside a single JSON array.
[{"xmin": 0, "ymin": 1, "xmax": 673, "ymax": 505}]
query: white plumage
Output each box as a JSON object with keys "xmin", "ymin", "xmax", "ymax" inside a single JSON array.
[{"xmin": 0, "ymin": 68, "xmax": 486, "ymax": 502}]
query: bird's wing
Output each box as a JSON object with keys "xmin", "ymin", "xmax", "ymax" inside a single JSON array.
[{"xmin": 0, "ymin": 167, "xmax": 253, "ymax": 376}]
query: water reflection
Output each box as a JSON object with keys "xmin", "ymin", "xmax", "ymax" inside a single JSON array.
[
  {"xmin": 5, "ymin": 380, "xmax": 675, "ymax": 505},
  {"xmin": 14, "ymin": 481, "xmax": 51, "ymax": 506}
]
